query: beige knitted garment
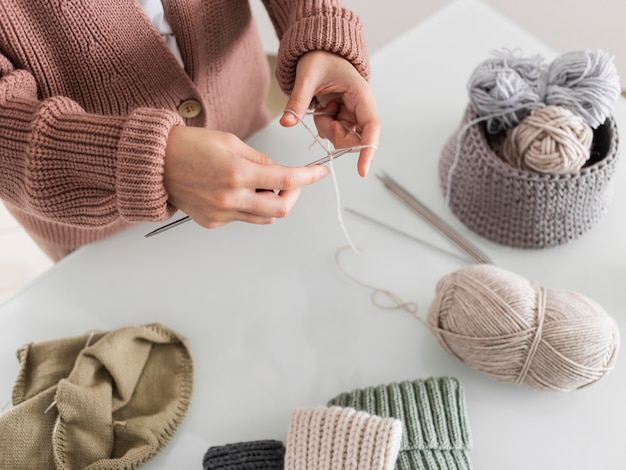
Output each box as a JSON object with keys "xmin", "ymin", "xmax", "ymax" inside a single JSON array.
[
  {"xmin": 0, "ymin": 323, "xmax": 193, "ymax": 469},
  {"xmin": 284, "ymin": 406, "xmax": 403, "ymax": 470}
]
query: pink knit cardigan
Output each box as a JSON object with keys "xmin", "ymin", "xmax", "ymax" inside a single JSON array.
[{"xmin": 0, "ymin": 0, "xmax": 369, "ymax": 260}]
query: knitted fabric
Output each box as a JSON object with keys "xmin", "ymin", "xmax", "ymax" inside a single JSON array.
[
  {"xmin": 284, "ymin": 406, "xmax": 403, "ymax": 470},
  {"xmin": 0, "ymin": 0, "xmax": 368, "ymax": 260},
  {"xmin": 439, "ymin": 106, "xmax": 619, "ymax": 248},
  {"xmin": 203, "ymin": 440, "xmax": 286, "ymax": 470},
  {"xmin": 327, "ymin": 377, "xmax": 472, "ymax": 470},
  {"xmin": 0, "ymin": 323, "xmax": 193, "ymax": 469}
]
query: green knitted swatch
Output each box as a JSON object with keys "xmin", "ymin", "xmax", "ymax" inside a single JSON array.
[{"xmin": 327, "ymin": 377, "xmax": 472, "ymax": 470}]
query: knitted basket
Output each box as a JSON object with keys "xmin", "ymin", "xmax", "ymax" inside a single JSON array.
[{"xmin": 439, "ymin": 106, "xmax": 619, "ymax": 248}]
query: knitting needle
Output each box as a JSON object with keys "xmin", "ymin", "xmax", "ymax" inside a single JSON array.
[
  {"xmin": 345, "ymin": 207, "xmax": 474, "ymax": 264},
  {"xmin": 376, "ymin": 172, "xmax": 492, "ymax": 264},
  {"xmin": 144, "ymin": 148, "xmax": 354, "ymax": 238}
]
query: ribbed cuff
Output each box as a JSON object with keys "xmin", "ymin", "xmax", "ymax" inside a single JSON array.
[
  {"xmin": 285, "ymin": 406, "xmax": 402, "ymax": 470},
  {"xmin": 276, "ymin": 11, "xmax": 369, "ymax": 94},
  {"xmin": 116, "ymin": 107, "xmax": 183, "ymax": 221},
  {"xmin": 203, "ymin": 440, "xmax": 285, "ymax": 470},
  {"xmin": 12, "ymin": 93, "xmax": 181, "ymax": 224},
  {"xmin": 327, "ymin": 378, "xmax": 472, "ymax": 470}
]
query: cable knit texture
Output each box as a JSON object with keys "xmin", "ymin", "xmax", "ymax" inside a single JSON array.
[
  {"xmin": 0, "ymin": 0, "xmax": 368, "ymax": 260},
  {"xmin": 284, "ymin": 406, "xmax": 403, "ymax": 470}
]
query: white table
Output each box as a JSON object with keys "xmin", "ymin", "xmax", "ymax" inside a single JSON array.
[{"xmin": 2, "ymin": 1, "xmax": 625, "ymax": 468}]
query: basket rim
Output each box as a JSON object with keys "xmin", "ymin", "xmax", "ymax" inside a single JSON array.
[{"xmin": 463, "ymin": 105, "xmax": 619, "ymax": 182}]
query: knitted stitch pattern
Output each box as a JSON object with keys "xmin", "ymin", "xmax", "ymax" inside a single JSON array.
[
  {"xmin": 284, "ymin": 406, "xmax": 403, "ymax": 470},
  {"xmin": 327, "ymin": 377, "xmax": 472, "ymax": 470},
  {"xmin": 0, "ymin": 0, "xmax": 368, "ymax": 260},
  {"xmin": 439, "ymin": 106, "xmax": 619, "ymax": 248},
  {"xmin": 0, "ymin": 323, "xmax": 193, "ymax": 470},
  {"xmin": 203, "ymin": 440, "xmax": 285, "ymax": 470}
]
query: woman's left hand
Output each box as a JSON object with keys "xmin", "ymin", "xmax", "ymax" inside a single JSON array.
[{"xmin": 279, "ymin": 50, "xmax": 381, "ymax": 178}]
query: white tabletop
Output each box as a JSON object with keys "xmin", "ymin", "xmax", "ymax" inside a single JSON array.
[{"xmin": 2, "ymin": 0, "xmax": 625, "ymax": 468}]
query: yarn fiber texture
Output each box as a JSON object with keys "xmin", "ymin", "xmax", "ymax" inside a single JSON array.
[
  {"xmin": 427, "ymin": 265, "xmax": 620, "ymax": 392},
  {"xmin": 327, "ymin": 377, "xmax": 472, "ymax": 470},
  {"xmin": 439, "ymin": 106, "xmax": 619, "ymax": 248},
  {"xmin": 502, "ymin": 105, "xmax": 593, "ymax": 174},
  {"xmin": 203, "ymin": 440, "xmax": 285, "ymax": 470},
  {"xmin": 467, "ymin": 49, "xmax": 545, "ymax": 134},
  {"xmin": 545, "ymin": 50, "xmax": 621, "ymax": 129},
  {"xmin": 284, "ymin": 406, "xmax": 403, "ymax": 470}
]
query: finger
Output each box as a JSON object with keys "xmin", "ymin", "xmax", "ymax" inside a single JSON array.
[
  {"xmin": 356, "ymin": 117, "xmax": 381, "ymax": 177},
  {"xmin": 254, "ymin": 164, "xmax": 330, "ymax": 193},
  {"xmin": 280, "ymin": 76, "xmax": 319, "ymax": 128},
  {"xmin": 221, "ymin": 187, "xmax": 300, "ymax": 225}
]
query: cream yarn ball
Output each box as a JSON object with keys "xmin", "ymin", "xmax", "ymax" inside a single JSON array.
[
  {"xmin": 427, "ymin": 264, "xmax": 619, "ymax": 391},
  {"xmin": 501, "ymin": 105, "xmax": 593, "ymax": 174}
]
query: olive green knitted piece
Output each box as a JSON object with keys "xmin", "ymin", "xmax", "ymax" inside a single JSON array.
[
  {"xmin": 0, "ymin": 323, "xmax": 193, "ymax": 470},
  {"xmin": 327, "ymin": 377, "xmax": 472, "ymax": 470}
]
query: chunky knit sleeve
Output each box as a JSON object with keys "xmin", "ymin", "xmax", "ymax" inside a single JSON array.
[
  {"xmin": 0, "ymin": 55, "xmax": 183, "ymax": 227},
  {"xmin": 261, "ymin": 0, "xmax": 369, "ymax": 94}
]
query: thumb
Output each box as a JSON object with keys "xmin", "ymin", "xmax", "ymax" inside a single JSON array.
[{"xmin": 280, "ymin": 78, "xmax": 317, "ymax": 128}]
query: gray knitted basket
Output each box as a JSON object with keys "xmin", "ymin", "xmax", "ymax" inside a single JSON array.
[{"xmin": 439, "ymin": 106, "xmax": 619, "ymax": 248}]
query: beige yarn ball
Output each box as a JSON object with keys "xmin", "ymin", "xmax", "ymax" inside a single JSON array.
[
  {"xmin": 427, "ymin": 264, "xmax": 619, "ymax": 391},
  {"xmin": 501, "ymin": 105, "xmax": 593, "ymax": 174}
]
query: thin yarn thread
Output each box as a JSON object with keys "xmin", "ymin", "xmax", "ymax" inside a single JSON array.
[
  {"xmin": 283, "ymin": 108, "xmax": 376, "ymax": 254},
  {"xmin": 284, "ymin": 109, "xmax": 426, "ymax": 317},
  {"xmin": 334, "ymin": 245, "xmax": 420, "ymax": 318}
]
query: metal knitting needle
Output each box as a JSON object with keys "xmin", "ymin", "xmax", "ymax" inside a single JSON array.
[
  {"xmin": 144, "ymin": 148, "xmax": 354, "ymax": 238},
  {"xmin": 377, "ymin": 172, "xmax": 492, "ymax": 264},
  {"xmin": 345, "ymin": 208, "xmax": 474, "ymax": 264}
]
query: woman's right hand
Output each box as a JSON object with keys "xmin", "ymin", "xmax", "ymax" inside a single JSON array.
[{"xmin": 163, "ymin": 126, "xmax": 329, "ymax": 228}]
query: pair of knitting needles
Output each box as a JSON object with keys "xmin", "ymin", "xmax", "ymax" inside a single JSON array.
[
  {"xmin": 144, "ymin": 147, "xmax": 353, "ymax": 238},
  {"xmin": 376, "ymin": 172, "xmax": 491, "ymax": 264}
]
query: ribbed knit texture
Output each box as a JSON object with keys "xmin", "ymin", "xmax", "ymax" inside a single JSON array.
[
  {"xmin": 0, "ymin": 323, "xmax": 193, "ymax": 470},
  {"xmin": 261, "ymin": 0, "xmax": 369, "ymax": 94},
  {"xmin": 0, "ymin": 0, "xmax": 368, "ymax": 260},
  {"xmin": 327, "ymin": 378, "xmax": 472, "ymax": 470},
  {"xmin": 439, "ymin": 106, "xmax": 619, "ymax": 248},
  {"xmin": 284, "ymin": 406, "xmax": 403, "ymax": 470},
  {"xmin": 203, "ymin": 440, "xmax": 286, "ymax": 470}
]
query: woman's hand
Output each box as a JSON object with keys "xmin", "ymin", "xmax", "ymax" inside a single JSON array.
[
  {"xmin": 163, "ymin": 126, "xmax": 329, "ymax": 228},
  {"xmin": 279, "ymin": 50, "xmax": 381, "ymax": 178}
]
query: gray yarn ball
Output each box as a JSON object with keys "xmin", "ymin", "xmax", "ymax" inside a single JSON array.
[
  {"xmin": 545, "ymin": 50, "xmax": 620, "ymax": 129},
  {"xmin": 467, "ymin": 48, "xmax": 546, "ymax": 134}
]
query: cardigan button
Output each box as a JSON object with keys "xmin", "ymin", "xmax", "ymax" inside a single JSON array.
[{"xmin": 177, "ymin": 99, "xmax": 202, "ymax": 118}]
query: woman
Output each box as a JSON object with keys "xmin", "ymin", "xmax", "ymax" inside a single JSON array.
[{"xmin": 0, "ymin": 0, "xmax": 380, "ymax": 260}]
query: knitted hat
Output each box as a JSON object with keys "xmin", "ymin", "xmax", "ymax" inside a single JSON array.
[
  {"xmin": 439, "ymin": 106, "xmax": 619, "ymax": 248},
  {"xmin": 327, "ymin": 377, "xmax": 472, "ymax": 470},
  {"xmin": 0, "ymin": 323, "xmax": 193, "ymax": 469},
  {"xmin": 203, "ymin": 440, "xmax": 285, "ymax": 470},
  {"xmin": 284, "ymin": 406, "xmax": 403, "ymax": 470}
]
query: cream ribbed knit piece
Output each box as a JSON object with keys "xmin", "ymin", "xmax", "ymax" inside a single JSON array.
[
  {"xmin": 284, "ymin": 406, "xmax": 403, "ymax": 470},
  {"xmin": 0, "ymin": 1, "xmax": 368, "ymax": 260}
]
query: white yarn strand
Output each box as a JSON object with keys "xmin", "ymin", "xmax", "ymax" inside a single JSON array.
[{"xmin": 284, "ymin": 108, "xmax": 374, "ymax": 254}]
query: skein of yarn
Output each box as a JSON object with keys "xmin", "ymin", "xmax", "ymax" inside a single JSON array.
[
  {"xmin": 426, "ymin": 264, "xmax": 619, "ymax": 391},
  {"xmin": 467, "ymin": 48, "xmax": 545, "ymax": 134},
  {"xmin": 545, "ymin": 49, "xmax": 621, "ymax": 129},
  {"xmin": 501, "ymin": 105, "xmax": 593, "ymax": 173}
]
